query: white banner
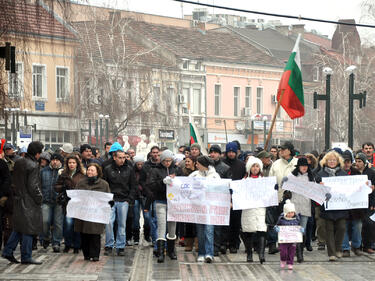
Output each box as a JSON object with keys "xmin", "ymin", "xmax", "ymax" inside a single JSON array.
[
  {"xmin": 230, "ymin": 177, "xmax": 278, "ymax": 210},
  {"xmin": 66, "ymin": 190, "xmax": 113, "ymax": 224},
  {"xmin": 283, "ymin": 174, "xmax": 330, "ymax": 205},
  {"xmin": 323, "ymin": 175, "xmax": 371, "ymax": 210},
  {"xmin": 167, "ymin": 177, "xmax": 231, "ymax": 225},
  {"xmin": 278, "ymin": 225, "xmax": 303, "ymax": 244}
]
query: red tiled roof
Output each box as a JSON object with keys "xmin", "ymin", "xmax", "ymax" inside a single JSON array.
[
  {"xmin": 0, "ymin": 1, "xmax": 76, "ymax": 40},
  {"xmin": 128, "ymin": 21, "xmax": 282, "ymax": 67},
  {"xmin": 72, "ymin": 20, "xmax": 176, "ymax": 68},
  {"xmin": 304, "ymin": 33, "xmax": 331, "ymax": 49}
]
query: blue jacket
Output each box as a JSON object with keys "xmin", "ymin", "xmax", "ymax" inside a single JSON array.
[
  {"xmin": 40, "ymin": 166, "xmax": 61, "ymax": 204},
  {"xmin": 276, "ymin": 213, "xmax": 301, "ymax": 226}
]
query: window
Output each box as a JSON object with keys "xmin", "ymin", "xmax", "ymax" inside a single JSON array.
[
  {"xmin": 167, "ymin": 87, "xmax": 174, "ymax": 114},
  {"xmin": 195, "ymin": 62, "xmax": 201, "ymax": 70},
  {"xmin": 126, "ymin": 81, "xmax": 133, "ymax": 106},
  {"xmin": 153, "ymin": 86, "xmax": 160, "ymax": 105},
  {"xmin": 214, "ymin": 84, "xmax": 221, "ymax": 116},
  {"xmin": 245, "ymin": 87, "xmax": 251, "ymax": 108},
  {"xmin": 56, "ymin": 67, "xmax": 68, "ymax": 99},
  {"xmin": 313, "ymin": 66, "xmax": 319, "ymax": 82},
  {"xmin": 256, "ymin": 87, "xmax": 263, "ymax": 114},
  {"xmin": 182, "ymin": 60, "xmax": 189, "ymax": 69},
  {"xmin": 8, "ymin": 62, "xmax": 23, "ymax": 98},
  {"xmin": 233, "ymin": 87, "xmax": 240, "ymax": 116},
  {"xmin": 33, "ymin": 65, "xmax": 46, "ymax": 98},
  {"xmin": 192, "ymin": 88, "xmax": 201, "ymax": 115}
]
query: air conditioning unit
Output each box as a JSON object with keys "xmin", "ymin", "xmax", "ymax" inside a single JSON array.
[
  {"xmin": 177, "ymin": 94, "xmax": 185, "ymax": 104},
  {"xmin": 271, "ymin": 95, "xmax": 278, "ymax": 104}
]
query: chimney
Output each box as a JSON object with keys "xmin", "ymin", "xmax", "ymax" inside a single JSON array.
[
  {"xmin": 291, "ymin": 24, "xmax": 305, "ymax": 37},
  {"xmin": 275, "ymin": 25, "xmax": 290, "ymax": 36}
]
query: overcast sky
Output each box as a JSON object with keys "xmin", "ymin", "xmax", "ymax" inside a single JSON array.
[{"xmin": 80, "ymin": 0, "xmax": 374, "ymax": 39}]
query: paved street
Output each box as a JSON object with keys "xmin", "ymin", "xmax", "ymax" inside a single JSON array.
[{"xmin": 1, "ymin": 240, "xmax": 375, "ymax": 281}]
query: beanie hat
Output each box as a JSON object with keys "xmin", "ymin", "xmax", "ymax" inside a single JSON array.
[
  {"xmin": 332, "ymin": 147, "xmax": 343, "ymax": 155},
  {"xmin": 355, "ymin": 152, "xmax": 367, "ymax": 164},
  {"xmin": 133, "ymin": 154, "xmax": 145, "ymax": 164},
  {"xmin": 295, "ymin": 157, "xmax": 309, "ymax": 167},
  {"xmin": 209, "ymin": 145, "xmax": 221, "ymax": 154},
  {"xmin": 245, "ymin": 156, "xmax": 263, "ymax": 174},
  {"xmin": 342, "ymin": 150, "xmax": 353, "ymax": 162},
  {"xmin": 226, "ymin": 142, "xmax": 238, "ymax": 153},
  {"xmin": 61, "ymin": 143, "xmax": 73, "ymax": 154},
  {"xmin": 191, "ymin": 143, "xmax": 201, "ymax": 151},
  {"xmin": 283, "ymin": 199, "xmax": 296, "ymax": 216},
  {"xmin": 40, "ymin": 152, "xmax": 51, "ymax": 162},
  {"xmin": 50, "ymin": 153, "xmax": 64, "ymax": 163},
  {"xmin": 160, "ymin": 149, "xmax": 174, "ymax": 163},
  {"xmin": 108, "ymin": 142, "xmax": 123, "ymax": 154},
  {"xmin": 197, "ymin": 155, "xmax": 214, "ymax": 168}
]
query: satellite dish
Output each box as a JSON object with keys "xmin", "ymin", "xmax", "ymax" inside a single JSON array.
[{"xmin": 236, "ymin": 121, "xmax": 245, "ymax": 131}]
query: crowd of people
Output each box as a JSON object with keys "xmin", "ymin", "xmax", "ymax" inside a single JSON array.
[{"xmin": 0, "ymin": 138, "xmax": 375, "ymax": 270}]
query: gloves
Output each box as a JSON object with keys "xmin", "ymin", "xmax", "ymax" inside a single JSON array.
[
  {"xmin": 163, "ymin": 176, "xmax": 173, "ymax": 185},
  {"xmin": 274, "ymin": 184, "xmax": 279, "ymax": 190},
  {"xmin": 274, "ymin": 226, "xmax": 280, "ymax": 232},
  {"xmin": 281, "ymin": 176, "xmax": 288, "ymax": 185},
  {"xmin": 108, "ymin": 200, "xmax": 114, "ymax": 207},
  {"xmin": 325, "ymin": 193, "xmax": 332, "ymax": 201},
  {"xmin": 300, "ymin": 227, "xmax": 305, "ymax": 233}
]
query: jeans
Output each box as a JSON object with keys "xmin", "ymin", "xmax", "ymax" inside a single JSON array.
[
  {"xmin": 155, "ymin": 200, "xmax": 176, "ymax": 240},
  {"xmin": 64, "ymin": 216, "xmax": 81, "ymax": 249},
  {"xmin": 42, "ymin": 203, "xmax": 63, "ymax": 246},
  {"xmin": 2, "ymin": 231, "xmax": 33, "ymax": 262},
  {"xmin": 300, "ymin": 215, "xmax": 309, "ymax": 231},
  {"xmin": 105, "ymin": 201, "xmax": 129, "ymax": 249},
  {"xmin": 342, "ymin": 220, "xmax": 362, "ymax": 250},
  {"xmin": 196, "ymin": 224, "xmax": 214, "ymax": 257},
  {"xmin": 305, "ymin": 216, "xmax": 314, "ymax": 247},
  {"xmin": 133, "ymin": 199, "xmax": 152, "ymax": 240}
]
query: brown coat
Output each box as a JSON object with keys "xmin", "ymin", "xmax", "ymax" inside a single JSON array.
[{"xmin": 74, "ymin": 177, "xmax": 110, "ymax": 234}]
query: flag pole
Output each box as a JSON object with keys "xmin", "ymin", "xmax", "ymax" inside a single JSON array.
[
  {"xmin": 223, "ymin": 120, "xmax": 228, "ymax": 143},
  {"xmin": 264, "ymin": 89, "xmax": 285, "ymax": 150}
]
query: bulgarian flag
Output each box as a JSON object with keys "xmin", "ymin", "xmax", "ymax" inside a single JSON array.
[
  {"xmin": 277, "ymin": 34, "xmax": 304, "ymax": 119},
  {"xmin": 189, "ymin": 119, "xmax": 208, "ymax": 155},
  {"xmin": 190, "ymin": 123, "xmax": 198, "ymax": 145}
]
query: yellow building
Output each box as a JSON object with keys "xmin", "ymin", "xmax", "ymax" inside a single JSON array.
[{"xmin": 0, "ymin": 1, "xmax": 79, "ymax": 150}]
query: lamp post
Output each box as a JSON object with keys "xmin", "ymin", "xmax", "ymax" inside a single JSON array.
[
  {"xmin": 251, "ymin": 116, "xmax": 255, "ymax": 152},
  {"xmin": 314, "ymin": 67, "xmax": 332, "ymax": 151},
  {"xmin": 99, "ymin": 114, "xmax": 104, "ymax": 150},
  {"xmin": 263, "ymin": 116, "xmax": 268, "ymax": 149},
  {"xmin": 105, "ymin": 115, "xmax": 110, "ymax": 143},
  {"xmin": 346, "ymin": 65, "xmax": 366, "ymax": 149}
]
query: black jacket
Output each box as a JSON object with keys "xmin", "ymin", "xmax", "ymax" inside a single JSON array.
[
  {"xmin": 214, "ymin": 159, "xmax": 232, "ymax": 179},
  {"xmin": 361, "ymin": 165, "xmax": 375, "ymax": 209},
  {"xmin": 223, "ymin": 157, "xmax": 246, "ymax": 180},
  {"xmin": 316, "ymin": 167, "xmax": 349, "ymax": 221},
  {"xmin": 103, "ymin": 160, "xmax": 137, "ymax": 203},
  {"xmin": 139, "ymin": 160, "xmax": 159, "ymax": 189},
  {"xmin": 0, "ymin": 159, "xmax": 11, "ymax": 198},
  {"xmin": 145, "ymin": 163, "xmax": 176, "ymax": 209},
  {"xmin": 12, "ymin": 153, "xmax": 43, "ymax": 235}
]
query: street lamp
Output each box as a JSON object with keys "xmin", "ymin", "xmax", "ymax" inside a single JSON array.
[{"xmin": 263, "ymin": 116, "xmax": 268, "ymax": 148}]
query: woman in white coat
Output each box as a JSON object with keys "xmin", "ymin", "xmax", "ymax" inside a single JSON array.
[
  {"xmin": 241, "ymin": 156, "xmax": 267, "ymax": 264},
  {"xmin": 189, "ymin": 156, "xmax": 220, "ymax": 263}
]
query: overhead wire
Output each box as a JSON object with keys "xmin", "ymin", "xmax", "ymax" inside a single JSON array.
[{"xmin": 173, "ymin": 0, "xmax": 375, "ymax": 29}]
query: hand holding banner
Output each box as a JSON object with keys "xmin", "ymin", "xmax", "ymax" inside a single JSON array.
[{"xmin": 278, "ymin": 225, "xmax": 303, "ymax": 244}]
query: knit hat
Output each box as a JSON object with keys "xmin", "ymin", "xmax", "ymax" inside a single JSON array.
[
  {"xmin": 133, "ymin": 154, "xmax": 145, "ymax": 164},
  {"xmin": 40, "ymin": 152, "xmax": 51, "ymax": 162},
  {"xmin": 355, "ymin": 152, "xmax": 367, "ymax": 164},
  {"xmin": 197, "ymin": 155, "xmax": 214, "ymax": 168},
  {"xmin": 332, "ymin": 147, "xmax": 343, "ymax": 155},
  {"xmin": 342, "ymin": 150, "xmax": 353, "ymax": 162},
  {"xmin": 160, "ymin": 149, "xmax": 174, "ymax": 162},
  {"xmin": 226, "ymin": 142, "xmax": 238, "ymax": 153},
  {"xmin": 283, "ymin": 199, "xmax": 296, "ymax": 215},
  {"xmin": 295, "ymin": 157, "xmax": 309, "ymax": 167},
  {"xmin": 50, "ymin": 153, "xmax": 64, "ymax": 163},
  {"xmin": 256, "ymin": 150, "xmax": 271, "ymax": 159},
  {"xmin": 209, "ymin": 145, "xmax": 221, "ymax": 154},
  {"xmin": 191, "ymin": 143, "xmax": 201, "ymax": 151},
  {"xmin": 108, "ymin": 142, "xmax": 123, "ymax": 154},
  {"xmin": 245, "ymin": 156, "xmax": 263, "ymax": 174},
  {"xmin": 60, "ymin": 143, "xmax": 73, "ymax": 154}
]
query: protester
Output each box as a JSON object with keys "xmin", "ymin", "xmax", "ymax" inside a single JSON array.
[
  {"xmin": 2, "ymin": 141, "xmax": 44, "ymax": 264},
  {"xmin": 256, "ymin": 150, "xmax": 273, "ymax": 177},
  {"xmin": 54, "ymin": 154, "xmax": 86, "ymax": 253},
  {"xmin": 241, "ymin": 156, "xmax": 267, "ymax": 264},
  {"xmin": 0, "ymin": 145, "xmax": 11, "ymax": 249},
  {"xmin": 270, "ymin": 146, "xmax": 279, "ymax": 162},
  {"xmin": 39, "ymin": 152, "xmax": 51, "ymax": 168},
  {"xmin": 74, "ymin": 163, "xmax": 110, "ymax": 262},
  {"xmin": 60, "ymin": 143, "xmax": 74, "ymax": 158},
  {"xmin": 362, "ymin": 142, "xmax": 375, "ymax": 167},
  {"xmin": 101, "ymin": 142, "xmax": 112, "ymax": 162},
  {"xmin": 189, "ymin": 155, "xmax": 220, "ymax": 263}
]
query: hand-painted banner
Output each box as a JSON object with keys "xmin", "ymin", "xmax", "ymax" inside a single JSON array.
[
  {"xmin": 323, "ymin": 175, "xmax": 371, "ymax": 210},
  {"xmin": 230, "ymin": 177, "xmax": 278, "ymax": 210},
  {"xmin": 67, "ymin": 190, "xmax": 113, "ymax": 224},
  {"xmin": 283, "ymin": 174, "xmax": 330, "ymax": 205},
  {"xmin": 278, "ymin": 226, "xmax": 303, "ymax": 244},
  {"xmin": 167, "ymin": 177, "xmax": 231, "ymax": 225}
]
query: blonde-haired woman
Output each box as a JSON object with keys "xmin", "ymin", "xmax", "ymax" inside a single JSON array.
[{"xmin": 316, "ymin": 151, "xmax": 348, "ymax": 261}]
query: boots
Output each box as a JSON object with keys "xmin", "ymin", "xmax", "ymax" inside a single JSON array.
[
  {"xmin": 296, "ymin": 243, "xmax": 304, "ymax": 263},
  {"xmin": 157, "ymin": 240, "xmax": 165, "ymax": 263},
  {"xmin": 258, "ymin": 232, "xmax": 266, "ymax": 264},
  {"xmin": 243, "ymin": 233, "xmax": 253, "ymax": 263},
  {"xmin": 167, "ymin": 238, "xmax": 177, "ymax": 260},
  {"xmin": 184, "ymin": 238, "xmax": 194, "ymax": 252}
]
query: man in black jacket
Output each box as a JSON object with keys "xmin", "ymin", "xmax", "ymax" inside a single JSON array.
[
  {"xmin": 0, "ymin": 149, "xmax": 11, "ymax": 250},
  {"xmin": 223, "ymin": 142, "xmax": 246, "ymax": 253},
  {"xmin": 2, "ymin": 141, "xmax": 44, "ymax": 265},
  {"xmin": 103, "ymin": 150, "xmax": 137, "ymax": 256}
]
